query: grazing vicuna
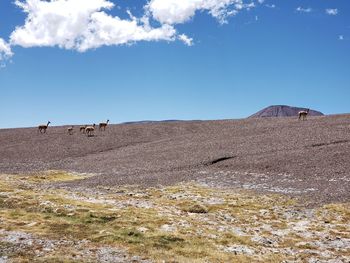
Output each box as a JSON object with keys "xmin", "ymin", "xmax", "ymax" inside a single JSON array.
[
  {"xmin": 99, "ymin": 120, "xmax": 109, "ymax": 131},
  {"xmin": 38, "ymin": 121, "xmax": 51, "ymax": 133},
  {"xmin": 80, "ymin": 125, "xmax": 87, "ymax": 133},
  {"xmin": 85, "ymin": 124, "xmax": 96, "ymax": 137},
  {"xmin": 298, "ymin": 109, "xmax": 310, "ymax": 121},
  {"xmin": 67, "ymin": 126, "xmax": 74, "ymax": 135}
]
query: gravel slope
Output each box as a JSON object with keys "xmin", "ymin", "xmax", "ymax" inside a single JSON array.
[{"xmin": 1, "ymin": 114, "xmax": 349, "ymax": 204}]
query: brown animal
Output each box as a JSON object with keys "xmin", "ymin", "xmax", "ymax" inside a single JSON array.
[
  {"xmin": 99, "ymin": 120, "xmax": 109, "ymax": 131},
  {"xmin": 85, "ymin": 124, "xmax": 96, "ymax": 137},
  {"xmin": 38, "ymin": 121, "xmax": 51, "ymax": 133},
  {"xmin": 298, "ymin": 109, "xmax": 310, "ymax": 121},
  {"xmin": 80, "ymin": 125, "xmax": 87, "ymax": 133},
  {"xmin": 67, "ymin": 126, "xmax": 74, "ymax": 135}
]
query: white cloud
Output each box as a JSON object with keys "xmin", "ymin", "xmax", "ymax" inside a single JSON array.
[
  {"xmin": 325, "ymin": 9, "xmax": 338, "ymax": 16},
  {"xmin": 266, "ymin": 4, "xmax": 275, "ymax": 9},
  {"xmin": 10, "ymin": 0, "xmax": 177, "ymax": 52},
  {"xmin": 146, "ymin": 0, "xmax": 261, "ymax": 25},
  {"xmin": 178, "ymin": 34, "xmax": 193, "ymax": 46},
  {"xmin": 76, "ymin": 13, "xmax": 176, "ymax": 51},
  {"xmin": 338, "ymin": 35, "xmax": 344, "ymax": 41},
  {"xmin": 5, "ymin": 0, "xmax": 263, "ymax": 60},
  {"xmin": 2, "ymin": 0, "xmax": 264, "ymax": 63},
  {"xmin": 0, "ymin": 38, "xmax": 13, "ymax": 63},
  {"xmin": 296, "ymin": 7, "xmax": 312, "ymax": 13}
]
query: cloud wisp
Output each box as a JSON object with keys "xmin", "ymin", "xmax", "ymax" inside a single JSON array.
[
  {"xmin": 0, "ymin": 38, "xmax": 13, "ymax": 66},
  {"xmin": 325, "ymin": 9, "xmax": 338, "ymax": 16},
  {"xmin": 178, "ymin": 34, "xmax": 194, "ymax": 46},
  {"xmin": 296, "ymin": 7, "xmax": 312, "ymax": 13}
]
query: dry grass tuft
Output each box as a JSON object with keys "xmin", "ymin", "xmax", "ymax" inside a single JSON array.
[{"xmin": 180, "ymin": 203, "xmax": 209, "ymax": 214}]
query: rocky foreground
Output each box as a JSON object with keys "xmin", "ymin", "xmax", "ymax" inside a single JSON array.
[{"xmin": 0, "ymin": 171, "xmax": 349, "ymax": 262}]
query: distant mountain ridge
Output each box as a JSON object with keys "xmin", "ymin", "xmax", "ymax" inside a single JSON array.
[{"xmin": 249, "ymin": 105, "xmax": 324, "ymax": 118}]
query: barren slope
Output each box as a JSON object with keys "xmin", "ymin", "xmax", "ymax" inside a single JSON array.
[{"xmin": 1, "ymin": 115, "xmax": 350, "ymax": 204}]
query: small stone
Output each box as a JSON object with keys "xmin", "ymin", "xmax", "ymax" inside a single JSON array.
[{"xmin": 137, "ymin": 227, "xmax": 149, "ymax": 233}]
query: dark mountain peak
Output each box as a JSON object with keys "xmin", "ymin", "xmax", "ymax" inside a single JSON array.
[{"xmin": 249, "ymin": 105, "xmax": 324, "ymax": 118}]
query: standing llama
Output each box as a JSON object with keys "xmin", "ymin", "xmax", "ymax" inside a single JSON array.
[
  {"xmin": 38, "ymin": 121, "xmax": 51, "ymax": 133},
  {"xmin": 85, "ymin": 124, "xmax": 96, "ymax": 137},
  {"xmin": 298, "ymin": 109, "xmax": 310, "ymax": 121},
  {"xmin": 99, "ymin": 120, "xmax": 109, "ymax": 131},
  {"xmin": 67, "ymin": 126, "xmax": 74, "ymax": 135}
]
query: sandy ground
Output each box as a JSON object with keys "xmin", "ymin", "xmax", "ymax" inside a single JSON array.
[{"xmin": 0, "ymin": 114, "xmax": 350, "ymax": 205}]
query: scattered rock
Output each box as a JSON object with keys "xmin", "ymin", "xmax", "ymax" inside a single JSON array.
[
  {"xmin": 160, "ymin": 224, "xmax": 177, "ymax": 233},
  {"xmin": 221, "ymin": 245, "xmax": 255, "ymax": 255}
]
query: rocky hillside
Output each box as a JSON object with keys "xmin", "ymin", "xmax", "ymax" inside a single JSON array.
[
  {"xmin": 1, "ymin": 115, "xmax": 349, "ymax": 262},
  {"xmin": 249, "ymin": 105, "xmax": 324, "ymax": 118},
  {"xmin": 0, "ymin": 114, "xmax": 349, "ymax": 205}
]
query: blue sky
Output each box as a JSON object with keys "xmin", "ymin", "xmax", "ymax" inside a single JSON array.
[{"xmin": 0, "ymin": 0, "xmax": 349, "ymax": 128}]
